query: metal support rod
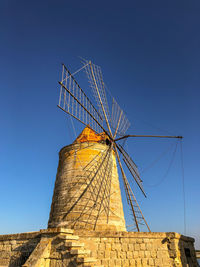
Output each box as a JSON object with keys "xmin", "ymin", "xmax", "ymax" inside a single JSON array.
[{"xmin": 115, "ymin": 135, "xmax": 183, "ymax": 141}]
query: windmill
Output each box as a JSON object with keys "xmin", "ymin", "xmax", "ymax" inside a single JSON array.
[{"xmin": 49, "ymin": 59, "xmax": 182, "ymax": 232}]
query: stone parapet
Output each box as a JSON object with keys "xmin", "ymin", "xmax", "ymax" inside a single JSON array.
[
  {"xmin": 0, "ymin": 229, "xmax": 198, "ymax": 266},
  {"xmin": 75, "ymin": 230, "xmax": 198, "ymax": 267}
]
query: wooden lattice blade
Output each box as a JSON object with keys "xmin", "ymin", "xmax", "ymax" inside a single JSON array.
[
  {"xmin": 58, "ymin": 64, "xmax": 106, "ymax": 134},
  {"xmin": 83, "ymin": 60, "xmax": 110, "ymax": 123},
  {"xmin": 83, "ymin": 59, "xmax": 130, "ymax": 137},
  {"xmin": 125, "ymin": 177, "xmax": 151, "ymax": 232},
  {"xmin": 114, "ymin": 145, "xmax": 150, "ymax": 232},
  {"xmin": 111, "ymin": 97, "xmax": 130, "ymax": 137},
  {"xmin": 117, "ymin": 144, "xmax": 146, "ymax": 197}
]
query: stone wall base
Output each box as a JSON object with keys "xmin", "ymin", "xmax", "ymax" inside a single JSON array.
[{"xmin": 0, "ymin": 228, "xmax": 198, "ymax": 266}]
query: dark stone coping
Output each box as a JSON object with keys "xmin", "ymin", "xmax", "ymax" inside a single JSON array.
[
  {"xmin": 75, "ymin": 230, "xmax": 195, "ymax": 242},
  {"xmin": 0, "ymin": 228, "xmax": 73, "ymax": 241},
  {"xmin": 0, "ymin": 229, "xmax": 194, "ymax": 243},
  {"xmin": 0, "ymin": 231, "xmax": 41, "ymax": 241}
]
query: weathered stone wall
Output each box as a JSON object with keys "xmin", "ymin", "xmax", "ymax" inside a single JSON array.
[
  {"xmin": 76, "ymin": 230, "xmax": 198, "ymax": 267},
  {"xmin": 0, "ymin": 231, "xmax": 40, "ymax": 266},
  {"xmin": 0, "ymin": 229, "xmax": 198, "ymax": 266}
]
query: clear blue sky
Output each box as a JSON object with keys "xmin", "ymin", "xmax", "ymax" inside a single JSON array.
[{"xmin": 0, "ymin": 1, "xmax": 199, "ymax": 248}]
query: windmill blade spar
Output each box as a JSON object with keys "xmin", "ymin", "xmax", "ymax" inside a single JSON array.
[{"xmin": 115, "ymin": 134, "xmax": 183, "ymax": 141}]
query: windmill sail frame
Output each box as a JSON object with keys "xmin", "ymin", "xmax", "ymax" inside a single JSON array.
[
  {"xmin": 58, "ymin": 64, "xmax": 106, "ymax": 134},
  {"xmin": 57, "ymin": 59, "xmax": 181, "ymax": 232},
  {"xmin": 57, "ymin": 60, "xmax": 150, "ymax": 232}
]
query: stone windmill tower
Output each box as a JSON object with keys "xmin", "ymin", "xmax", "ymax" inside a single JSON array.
[
  {"xmin": 48, "ymin": 60, "xmax": 182, "ymax": 233},
  {"xmin": 48, "ymin": 127, "xmax": 126, "ymax": 231}
]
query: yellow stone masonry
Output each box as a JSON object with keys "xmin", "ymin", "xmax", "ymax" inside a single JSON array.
[
  {"xmin": 48, "ymin": 127, "xmax": 126, "ymax": 231},
  {"xmin": 0, "ymin": 229, "xmax": 198, "ymax": 266}
]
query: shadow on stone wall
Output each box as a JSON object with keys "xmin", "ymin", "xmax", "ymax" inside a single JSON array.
[
  {"xmin": 50, "ymin": 235, "xmax": 77, "ymax": 266},
  {"xmin": 8, "ymin": 235, "xmax": 40, "ymax": 267}
]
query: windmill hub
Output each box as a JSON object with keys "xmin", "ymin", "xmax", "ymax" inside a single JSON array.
[{"xmin": 105, "ymin": 138, "xmax": 112, "ymax": 146}]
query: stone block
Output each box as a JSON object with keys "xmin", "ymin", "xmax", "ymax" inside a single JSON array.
[
  {"xmin": 108, "ymin": 258, "xmax": 115, "ymax": 266},
  {"xmin": 111, "ymin": 242, "xmax": 115, "ymax": 251},
  {"xmin": 129, "ymin": 259, "xmax": 136, "ymax": 266},
  {"xmin": 91, "ymin": 249, "xmax": 97, "ymax": 258},
  {"xmin": 122, "ymin": 238, "xmax": 130, "ymax": 243},
  {"xmin": 138, "ymin": 250, "xmax": 144, "ymax": 258},
  {"xmin": 128, "ymin": 243, "xmax": 133, "ymax": 250},
  {"xmin": 105, "ymin": 243, "xmax": 111, "ymax": 251},
  {"xmin": 121, "ymin": 259, "xmax": 129, "ymax": 267},
  {"xmin": 129, "ymin": 238, "xmax": 136, "ymax": 244},
  {"xmin": 10, "ymin": 240, "xmax": 17, "ymax": 245},
  {"xmin": 136, "ymin": 239, "xmax": 143, "ymax": 244},
  {"xmin": 122, "ymin": 243, "xmax": 128, "ymax": 251},
  {"xmin": 100, "ymin": 238, "xmax": 108, "ymax": 242},
  {"xmin": 126, "ymin": 251, "xmax": 133, "ymax": 259},
  {"xmin": 110, "ymin": 250, "xmax": 117, "ymax": 258},
  {"xmin": 135, "ymin": 258, "xmax": 142, "ymax": 267},
  {"xmin": 101, "ymin": 258, "xmax": 109, "ymax": 266},
  {"xmin": 114, "ymin": 243, "xmax": 121, "ymax": 251},
  {"xmin": 3, "ymin": 244, "xmax": 11, "ymax": 251},
  {"xmin": 98, "ymin": 243, "xmax": 105, "ymax": 250},
  {"xmin": 140, "ymin": 243, "xmax": 146, "ymax": 250},
  {"xmin": 97, "ymin": 250, "xmax": 104, "ymax": 259},
  {"xmin": 135, "ymin": 244, "xmax": 140, "ymax": 250},
  {"xmin": 146, "ymin": 242, "xmax": 152, "ymax": 250},
  {"xmin": 117, "ymin": 250, "xmax": 126, "ymax": 259},
  {"xmin": 104, "ymin": 249, "xmax": 110, "ymax": 258},
  {"xmin": 148, "ymin": 258, "xmax": 154, "ymax": 265},
  {"xmin": 155, "ymin": 258, "xmax": 163, "ymax": 266},
  {"xmin": 132, "ymin": 251, "xmax": 139, "ymax": 258},
  {"xmin": 142, "ymin": 258, "xmax": 148, "ymax": 266},
  {"xmin": 115, "ymin": 258, "xmax": 121, "ymax": 265},
  {"xmin": 151, "ymin": 250, "xmax": 157, "ymax": 258},
  {"xmin": 144, "ymin": 250, "xmax": 150, "ymax": 258}
]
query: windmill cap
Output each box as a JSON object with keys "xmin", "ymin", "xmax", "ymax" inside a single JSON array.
[{"xmin": 73, "ymin": 126, "xmax": 109, "ymax": 143}]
